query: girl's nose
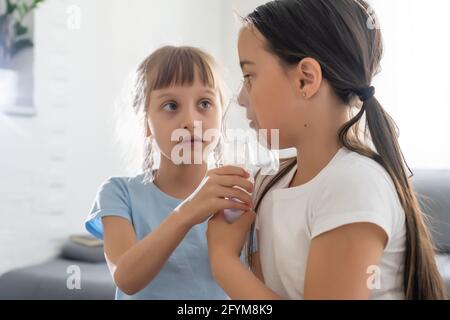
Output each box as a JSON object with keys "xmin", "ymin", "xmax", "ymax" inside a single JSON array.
[
  {"xmin": 181, "ymin": 104, "xmax": 201, "ymax": 131},
  {"xmin": 237, "ymin": 83, "xmax": 249, "ymax": 108}
]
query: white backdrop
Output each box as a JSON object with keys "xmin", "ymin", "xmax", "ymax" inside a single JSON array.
[{"xmin": 371, "ymin": 0, "xmax": 450, "ymax": 169}]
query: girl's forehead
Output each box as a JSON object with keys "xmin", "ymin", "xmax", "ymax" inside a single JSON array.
[
  {"xmin": 239, "ymin": 26, "xmax": 265, "ymax": 45},
  {"xmin": 152, "ymin": 82, "xmax": 217, "ymax": 96},
  {"xmin": 238, "ymin": 26, "xmax": 266, "ymax": 59}
]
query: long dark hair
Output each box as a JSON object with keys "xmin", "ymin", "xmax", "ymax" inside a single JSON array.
[{"xmin": 245, "ymin": 0, "xmax": 447, "ymax": 300}]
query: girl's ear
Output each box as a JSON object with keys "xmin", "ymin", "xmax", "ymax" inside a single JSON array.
[{"xmin": 295, "ymin": 57, "xmax": 322, "ymax": 99}]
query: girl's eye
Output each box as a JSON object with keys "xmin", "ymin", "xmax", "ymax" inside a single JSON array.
[
  {"xmin": 199, "ymin": 100, "xmax": 212, "ymax": 110},
  {"xmin": 162, "ymin": 102, "xmax": 178, "ymax": 112}
]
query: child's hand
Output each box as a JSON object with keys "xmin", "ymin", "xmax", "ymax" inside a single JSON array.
[
  {"xmin": 207, "ymin": 210, "xmax": 256, "ymax": 260},
  {"xmin": 177, "ymin": 166, "xmax": 254, "ymax": 227}
]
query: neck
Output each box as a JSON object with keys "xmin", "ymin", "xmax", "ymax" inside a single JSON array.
[
  {"xmin": 291, "ymin": 139, "xmax": 343, "ymax": 187},
  {"xmin": 154, "ymin": 156, "xmax": 208, "ymax": 200},
  {"xmin": 290, "ymin": 103, "xmax": 348, "ymax": 187}
]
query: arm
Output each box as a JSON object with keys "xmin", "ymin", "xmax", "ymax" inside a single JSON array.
[
  {"xmin": 211, "ymin": 251, "xmax": 282, "ymax": 300},
  {"xmin": 103, "ymin": 210, "xmax": 192, "ymax": 295},
  {"xmin": 103, "ymin": 165, "xmax": 253, "ymax": 295},
  {"xmin": 304, "ymin": 222, "xmax": 387, "ymax": 300},
  {"xmin": 208, "ymin": 212, "xmax": 282, "ymax": 299}
]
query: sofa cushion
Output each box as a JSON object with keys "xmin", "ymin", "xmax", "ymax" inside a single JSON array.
[
  {"xmin": 60, "ymin": 238, "xmax": 105, "ymax": 263},
  {"xmin": 412, "ymin": 170, "xmax": 450, "ymax": 253}
]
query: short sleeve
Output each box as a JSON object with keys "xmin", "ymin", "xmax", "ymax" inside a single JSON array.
[
  {"xmin": 85, "ymin": 177, "xmax": 132, "ymax": 240},
  {"xmin": 311, "ymin": 163, "xmax": 397, "ymax": 247}
]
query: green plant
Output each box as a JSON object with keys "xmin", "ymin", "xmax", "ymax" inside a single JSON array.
[{"xmin": 0, "ymin": 0, "xmax": 45, "ymax": 68}]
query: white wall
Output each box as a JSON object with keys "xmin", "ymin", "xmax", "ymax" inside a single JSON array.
[
  {"xmin": 0, "ymin": 0, "xmax": 230, "ymax": 275},
  {"xmin": 370, "ymin": 0, "xmax": 450, "ymax": 169}
]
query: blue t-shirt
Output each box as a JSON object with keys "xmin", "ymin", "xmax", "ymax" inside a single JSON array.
[{"xmin": 85, "ymin": 173, "xmax": 228, "ymax": 300}]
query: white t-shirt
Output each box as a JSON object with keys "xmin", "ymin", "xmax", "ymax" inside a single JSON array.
[{"xmin": 255, "ymin": 147, "xmax": 406, "ymax": 299}]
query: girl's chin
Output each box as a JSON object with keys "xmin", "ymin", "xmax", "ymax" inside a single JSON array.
[{"xmin": 249, "ymin": 121, "xmax": 259, "ymax": 130}]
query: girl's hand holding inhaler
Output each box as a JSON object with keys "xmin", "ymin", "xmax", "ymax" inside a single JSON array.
[{"xmin": 176, "ymin": 164, "xmax": 254, "ymax": 227}]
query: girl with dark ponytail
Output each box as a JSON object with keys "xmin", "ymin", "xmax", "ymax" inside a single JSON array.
[{"xmin": 207, "ymin": 0, "xmax": 447, "ymax": 300}]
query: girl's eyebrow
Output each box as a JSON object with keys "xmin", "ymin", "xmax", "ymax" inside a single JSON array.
[
  {"xmin": 155, "ymin": 88, "xmax": 216, "ymax": 100},
  {"xmin": 156, "ymin": 93, "xmax": 177, "ymax": 100},
  {"xmin": 201, "ymin": 88, "xmax": 216, "ymax": 96},
  {"xmin": 240, "ymin": 60, "xmax": 256, "ymax": 69}
]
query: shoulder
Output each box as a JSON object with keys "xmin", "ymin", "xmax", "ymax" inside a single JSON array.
[
  {"xmin": 311, "ymin": 149, "xmax": 405, "ymax": 241},
  {"xmin": 99, "ymin": 173, "xmax": 146, "ymax": 191},
  {"xmin": 86, "ymin": 175, "xmax": 146, "ymax": 239},
  {"xmin": 95, "ymin": 174, "xmax": 149, "ymax": 203},
  {"xmin": 322, "ymin": 149, "xmax": 397, "ymax": 197}
]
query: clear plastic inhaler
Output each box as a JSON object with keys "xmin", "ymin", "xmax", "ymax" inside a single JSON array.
[{"xmin": 221, "ymin": 140, "xmax": 257, "ymax": 224}]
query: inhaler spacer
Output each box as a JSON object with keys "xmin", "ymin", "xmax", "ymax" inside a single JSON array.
[
  {"xmin": 221, "ymin": 140, "xmax": 256, "ymax": 224},
  {"xmin": 223, "ymin": 164, "xmax": 255, "ymax": 223}
]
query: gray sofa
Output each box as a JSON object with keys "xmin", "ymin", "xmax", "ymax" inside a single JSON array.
[
  {"xmin": 0, "ymin": 239, "xmax": 115, "ymax": 300},
  {"xmin": 413, "ymin": 170, "xmax": 450, "ymax": 297},
  {"xmin": 0, "ymin": 170, "xmax": 448, "ymax": 299}
]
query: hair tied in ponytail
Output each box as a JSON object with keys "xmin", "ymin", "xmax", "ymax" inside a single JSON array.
[{"xmin": 356, "ymin": 86, "xmax": 375, "ymax": 102}]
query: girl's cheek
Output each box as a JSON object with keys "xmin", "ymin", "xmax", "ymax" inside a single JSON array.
[
  {"xmin": 251, "ymin": 89, "xmax": 271, "ymax": 128},
  {"xmin": 207, "ymin": 109, "xmax": 222, "ymax": 133}
]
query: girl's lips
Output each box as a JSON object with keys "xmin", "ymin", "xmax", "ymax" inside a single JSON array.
[{"xmin": 179, "ymin": 136, "xmax": 204, "ymax": 144}]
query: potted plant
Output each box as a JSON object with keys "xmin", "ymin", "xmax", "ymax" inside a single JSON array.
[{"xmin": 0, "ymin": 0, "xmax": 45, "ymax": 108}]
